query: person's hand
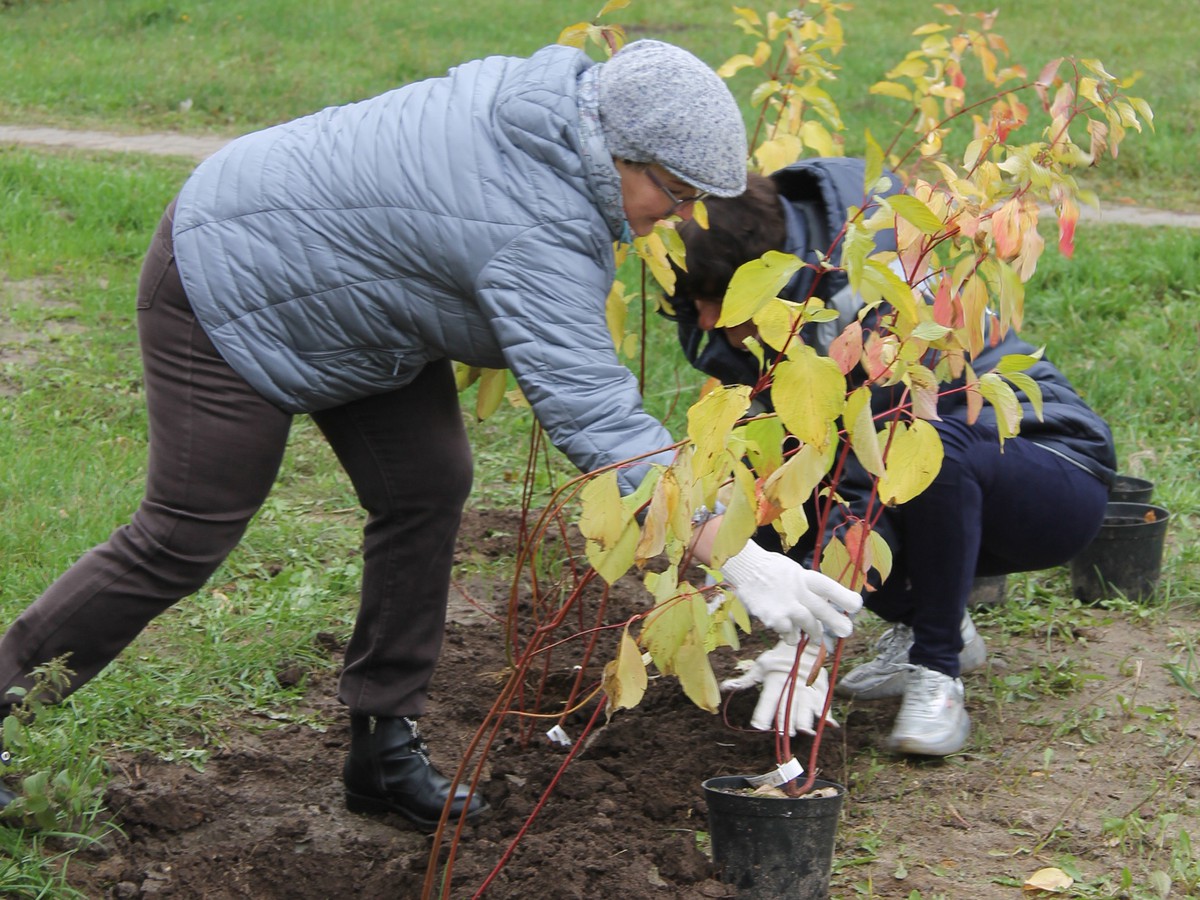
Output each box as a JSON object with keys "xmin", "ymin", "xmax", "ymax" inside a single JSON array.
[
  {"xmin": 719, "ymin": 540, "xmax": 862, "ymax": 644},
  {"xmin": 721, "ymin": 639, "xmax": 835, "ymax": 736}
]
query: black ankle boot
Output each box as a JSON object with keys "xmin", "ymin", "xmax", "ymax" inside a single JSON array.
[{"xmin": 343, "ymin": 716, "xmax": 488, "ymax": 829}]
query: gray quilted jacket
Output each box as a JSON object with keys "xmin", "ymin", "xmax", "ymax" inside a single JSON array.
[{"xmin": 172, "ymin": 45, "xmax": 676, "ymax": 493}]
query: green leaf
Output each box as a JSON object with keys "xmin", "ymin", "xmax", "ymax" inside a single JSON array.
[
  {"xmin": 741, "ymin": 415, "xmax": 786, "ymax": 475},
  {"xmin": 995, "ymin": 350, "xmax": 1044, "ymax": 373},
  {"xmin": 887, "ymin": 194, "xmax": 944, "ymax": 235}
]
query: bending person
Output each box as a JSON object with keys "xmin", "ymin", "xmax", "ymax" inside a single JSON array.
[{"xmin": 666, "ymin": 162, "xmax": 1114, "ymax": 756}]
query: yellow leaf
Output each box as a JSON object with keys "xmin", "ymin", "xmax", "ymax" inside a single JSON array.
[
  {"xmin": 1004, "ymin": 371, "xmax": 1044, "ymax": 421},
  {"xmin": 754, "ymin": 134, "xmax": 803, "ymax": 175},
  {"xmin": 753, "ymin": 298, "xmax": 804, "ymax": 352},
  {"xmin": 718, "ymin": 250, "xmax": 803, "ymax": 327},
  {"xmin": 978, "ymin": 372, "xmax": 1022, "ymax": 440},
  {"xmin": 634, "ymin": 479, "xmax": 669, "ymax": 565},
  {"xmin": 687, "ymin": 385, "xmax": 751, "ymax": 480},
  {"xmin": 642, "ymin": 598, "xmax": 686, "ymax": 672},
  {"xmin": 605, "ymin": 283, "xmax": 631, "ymax": 355},
  {"xmin": 960, "ymin": 273, "xmax": 989, "ymax": 357},
  {"xmin": 800, "ymin": 120, "xmax": 836, "ymax": 157},
  {"xmin": 869, "ymin": 528, "xmax": 893, "ymax": 584},
  {"xmin": 877, "ymin": 419, "xmax": 943, "ymax": 506},
  {"xmin": 675, "ymin": 628, "xmax": 721, "ymax": 712},
  {"xmin": 1023, "ymin": 867, "xmax": 1073, "ymax": 892},
  {"xmin": 710, "ymin": 461, "xmax": 758, "ymax": 567},
  {"xmin": 717, "ymin": 53, "xmax": 758, "ymax": 79},
  {"xmin": 597, "ymin": 0, "xmax": 631, "ymax": 17},
  {"xmin": 602, "ymin": 630, "xmax": 648, "ymax": 714},
  {"xmin": 772, "ymin": 347, "xmax": 847, "ymax": 449},
  {"xmin": 844, "ymin": 386, "xmax": 884, "ymax": 477},
  {"xmin": 774, "ymin": 505, "xmax": 809, "ymax": 552},
  {"xmin": 692, "ymin": 199, "xmax": 708, "ymax": 230},
  {"xmin": 863, "ymin": 129, "xmax": 884, "ymax": 190},
  {"xmin": 585, "ymin": 516, "xmax": 640, "ymax": 584},
  {"xmin": 634, "ymin": 230, "xmax": 676, "ymax": 293},
  {"xmin": 732, "ymin": 6, "xmax": 762, "ymax": 26},
  {"xmin": 579, "ymin": 470, "xmax": 626, "ymax": 546},
  {"xmin": 453, "ymin": 362, "xmax": 481, "ymax": 392},
  {"xmin": 475, "ymin": 368, "xmax": 507, "ymax": 420},
  {"xmin": 763, "ymin": 439, "xmax": 835, "ymax": 509},
  {"xmin": 905, "ymin": 363, "xmax": 941, "ymax": 421},
  {"xmin": 557, "ymin": 22, "xmax": 591, "ymax": 48},
  {"xmin": 870, "ymin": 81, "xmax": 914, "ymax": 102}
]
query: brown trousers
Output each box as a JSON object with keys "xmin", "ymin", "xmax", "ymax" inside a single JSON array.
[{"xmin": 0, "ymin": 202, "xmax": 473, "ymax": 718}]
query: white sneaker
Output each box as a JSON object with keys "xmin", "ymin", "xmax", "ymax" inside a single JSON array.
[
  {"xmin": 888, "ymin": 666, "xmax": 970, "ymax": 756},
  {"xmin": 834, "ymin": 612, "xmax": 987, "ymax": 700}
]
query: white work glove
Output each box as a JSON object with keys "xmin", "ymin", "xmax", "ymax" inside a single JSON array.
[
  {"xmin": 721, "ymin": 639, "xmax": 835, "ymax": 736},
  {"xmin": 720, "ymin": 540, "xmax": 863, "ymax": 644}
]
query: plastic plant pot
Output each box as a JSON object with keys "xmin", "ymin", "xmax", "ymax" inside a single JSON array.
[
  {"xmin": 1070, "ymin": 501, "xmax": 1171, "ymax": 604},
  {"xmin": 967, "ymin": 573, "xmax": 1007, "ymax": 608},
  {"xmin": 702, "ymin": 776, "xmax": 844, "ymax": 899},
  {"xmin": 1108, "ymin": 474, "xmax": 1154, "ymax": 504}
]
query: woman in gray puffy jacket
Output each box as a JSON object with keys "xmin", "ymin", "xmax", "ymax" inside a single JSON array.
[{"xmin": 0, "ymin": 40, "xmax": 863, "ymax": 828}]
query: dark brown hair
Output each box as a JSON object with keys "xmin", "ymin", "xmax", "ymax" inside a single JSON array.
[{"xmin": 667, "ymin": 172, "xmax": 787, "ymax": 309}]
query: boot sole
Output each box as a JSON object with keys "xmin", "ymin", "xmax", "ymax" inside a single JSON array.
[{"xmin": 344, "ymin": 790, "xmax": 490, "ymax": 831}]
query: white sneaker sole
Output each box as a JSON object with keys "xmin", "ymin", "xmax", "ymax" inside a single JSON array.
[{"xmin": 890, "ymin": 710, "xmax": 971, "ymax": 756}]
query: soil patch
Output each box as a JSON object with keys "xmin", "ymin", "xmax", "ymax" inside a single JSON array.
[{"xmin": 49, "ymin": 508, "xmax": 1200, "ymax": 898}]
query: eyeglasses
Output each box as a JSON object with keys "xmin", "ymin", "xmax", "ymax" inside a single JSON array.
[{"xmin": 645, "ymin": 167, "xmax": 708, "ymax": 218}]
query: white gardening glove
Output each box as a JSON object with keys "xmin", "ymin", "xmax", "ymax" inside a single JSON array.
[
  {"xmin": 721, "ymin": 639, "xmax": 835, "ymax": 736},
  {"xmin": 720, "ymin": 540, "xmax": 863, "ymax": 644}
]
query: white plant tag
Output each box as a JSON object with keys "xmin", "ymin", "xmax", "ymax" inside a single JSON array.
[
  {"xmin": 545, "ymin": 725, "xmax": 572, "ymax": 747},
  {"xmin": 744, "ymin": 757, "xmax": 804, "ymax": 788}
]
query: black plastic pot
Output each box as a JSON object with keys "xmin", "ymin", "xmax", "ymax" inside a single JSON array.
[
  {"xmin": 967, "ymin": 573, "xmax": 1007, "ymax": 607},
  {"xmin": 702, "ymin": 776, "xmax": 844, "ymax": 899},
  {"xmin": 1109, "ymin": 474, "xmax": 1154, "ymax": 504},
  {"xmin": 1071, "ymin": 502, "xmax": 1171, "ymax": 604}
]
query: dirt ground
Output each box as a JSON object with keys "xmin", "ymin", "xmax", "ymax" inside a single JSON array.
[{"xmin": 45, "ymin": 507, "xmax": 1196, "ymax": 900}]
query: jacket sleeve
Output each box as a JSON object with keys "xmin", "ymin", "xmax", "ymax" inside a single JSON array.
[{"xmin": 475, "ymin": 221, "xmax": 678, "ymax": 495}]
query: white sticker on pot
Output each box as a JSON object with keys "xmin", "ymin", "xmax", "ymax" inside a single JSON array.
[{"xmin": 744, "ymin": 757, "xmax": 804, "ymax": 788}]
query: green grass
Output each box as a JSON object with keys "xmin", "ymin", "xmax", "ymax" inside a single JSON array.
[{"xmin": 0, "ymin": 1, "xmax": 1192, "ymax": 208}]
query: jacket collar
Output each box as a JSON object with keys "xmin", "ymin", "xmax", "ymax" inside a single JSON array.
[{"xmin": 575, "ymin": 64, "xmax": 628, "ymax": 241}]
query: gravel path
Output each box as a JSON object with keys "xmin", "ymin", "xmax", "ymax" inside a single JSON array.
[{"xmin": 3, "ymin": 123, "xmax": 1199, "ymax": 229}]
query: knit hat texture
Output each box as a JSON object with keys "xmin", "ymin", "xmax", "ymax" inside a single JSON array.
[{"xmin": 597, "ymin": 40, "xmax": 747, "ymax": 198}]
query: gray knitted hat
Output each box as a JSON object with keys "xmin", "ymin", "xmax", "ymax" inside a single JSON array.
[{"xmin": 597, "ymin": 40, "xmax": 747, "ymax": 198}]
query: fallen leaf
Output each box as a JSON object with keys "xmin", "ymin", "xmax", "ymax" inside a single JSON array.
[{"xmin": 1024, "ymin": 867, "xmax": 1073, "ymax": 892}]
